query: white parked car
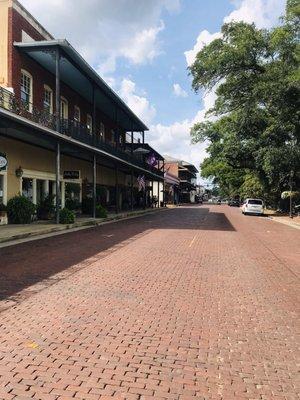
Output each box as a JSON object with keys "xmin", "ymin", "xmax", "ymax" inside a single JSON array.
[{"xmin": 242, "ymin": 198, "xmax": 264, "ymax": 215}]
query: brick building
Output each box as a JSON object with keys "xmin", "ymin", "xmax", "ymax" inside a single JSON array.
[
  {"xmin": 0, "ymin": 0, "xmax": 165, "ymax": 222},
  {"xmin": 164, "ymin": 156, "xmax": 198, "ymax": 203}
]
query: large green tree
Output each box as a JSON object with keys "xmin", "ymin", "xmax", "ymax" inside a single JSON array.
[{"xmin": 190, "ymin": 2, "xmax": 300, "ymax": 205}]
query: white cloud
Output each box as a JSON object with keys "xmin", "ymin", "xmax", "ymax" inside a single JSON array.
[
  {"xmin": 120, "ymin": 21, "xmax": 164, "ymax": 65},
  {"xmin": 119, "ymin": 78, "xmax": 156, "ymax": 126},
  {"xmin": 185, "ymin": 0, "xmax": 285, "ymax": 67},
  {"xmin": 224, "ymin": 0, "xmax": 286, "ymax": 28},
  {"xmin": 184, "ymin": 30, "xmax": 222, "ymax": 67},
  {"xmin": 173, "ymin": 83, "xmax": 188, "ymax": 98},
  {"xmin": 21, "ymin": 0, "xmax": 178, "ymax": 72}
]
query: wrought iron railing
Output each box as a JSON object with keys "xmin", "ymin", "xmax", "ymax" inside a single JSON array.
[{"xmin": 0, "ymin": 87, "xmax": 163, "ymax": 177}]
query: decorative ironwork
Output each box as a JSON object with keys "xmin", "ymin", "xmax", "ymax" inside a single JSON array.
[{"xmin": 0, "ymin": 87, "xmax": 163, "ymax": 177}]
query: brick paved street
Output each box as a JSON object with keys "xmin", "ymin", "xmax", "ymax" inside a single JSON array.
[{"xmin": 0, "ymin": 205, "xmax": 299, "ymax": 400}]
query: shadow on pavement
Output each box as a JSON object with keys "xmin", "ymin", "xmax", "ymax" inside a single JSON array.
[{"xmin": 0, "ymin": 206, "xmax": 235, "ymax": 306}]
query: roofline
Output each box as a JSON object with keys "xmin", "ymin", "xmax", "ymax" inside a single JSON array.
[
  {"xmin": 13, "ymin": 0, "xmax": 54, "ymax": 40},
  {"xmin": 14, "ymin": 40, "xmax": 148, "ymax": 132}
]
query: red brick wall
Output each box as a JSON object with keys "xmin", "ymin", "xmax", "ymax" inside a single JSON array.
[
  {"xmin": 7, "ymin": 6, "xmax": 122, "ymax": 142},
  {"xmin": 165, "ymin": 162, "xmax": 179, "ymax": 178}
]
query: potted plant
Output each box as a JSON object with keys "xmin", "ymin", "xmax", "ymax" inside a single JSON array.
[{"xmin": 37, "ymin": 194, "xmax": 55, "ymax": 220}]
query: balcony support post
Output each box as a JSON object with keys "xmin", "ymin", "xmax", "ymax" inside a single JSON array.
[
  {"xmin": 131, "ymin": 169, "xmax": 134, "ymax": 211},
  {"xmin": 55, "ymin": 47, "xmax": 61, "ymax": 133},
  {"xmin": 143, "ymin": 179, "xmax": 146, "ymax": 210},
  {"xmin": 93, "ymin": 154, "xmax": 97, "ymax": 219},
  {"xmin": 92, "ymin": 85, "xmax": 96, "ymax": 138},
  {"xmin": 55, "ymin": 142, "xmax": 61, "ymax": 224},
  {"xmin": 115, "ymin": 165, "xmax": 119, "ymax": 214},
  {"xmin": 142, "ymin": 130, "xmax": 145, "ymax": 145},
  {"xmin": 162, "ymin": 160, "xmax": 165, "ymax": 207},
  {"xmin": 131, "ymin": 130, "xmax": 134, "ymax": 156},
  {"xmin": 157, "ymin": 181, "xmax": 160, "ymax": 208}
]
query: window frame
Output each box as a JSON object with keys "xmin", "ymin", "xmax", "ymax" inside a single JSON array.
[
  {"xmin": 86, "ymin": 114, "xmax": 93, "ymax": 134},
  {"xmin": 74, "ymin": 105, "xmax": 81, "ymax": 123},
  {"xmin": 100, "ymin": 122, "xmax": 105, "ymax": 139},
  {"xmin": 20, "ymin": 69, "xmax": 33, "ymax": 112},
  {"xmin": 43, "ymin": 84, "xmax": 53, "ymax": 114},
  {"xmin": 60, "ymin": 96, "xmax": 69, "ymax": 120}
]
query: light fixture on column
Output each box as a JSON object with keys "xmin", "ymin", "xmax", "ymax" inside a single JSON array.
[{"xmin": 15, "ymin": 166, "xmax": 23, "ymax": 178}]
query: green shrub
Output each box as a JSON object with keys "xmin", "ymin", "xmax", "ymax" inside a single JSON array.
[
  {"xmin": 37, "ymin": 194, "xmax": 55, "ymax": 220},
  {"xmin": 96, "ymin": 204, "xmax": 108, "ymax": 218},
  {"xmin": 59, "ymin": 208, "xmax": 75, "ymax": 224},
  {"xmin": 7, "ymin": 195, "xmax": 36, "ymax": 224},
  {"xmin": 65, "ymin": 198, "xmax": 81, "ymax": 211}
]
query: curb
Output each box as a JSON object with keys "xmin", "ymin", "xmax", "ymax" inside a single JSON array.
[
  {"xmin": 267, "ymin": 216, "xmax": 300, "ymax": 230},
  {"xmin": 0, "ymin": 208, "xmax": 169, "ymax": 248}
]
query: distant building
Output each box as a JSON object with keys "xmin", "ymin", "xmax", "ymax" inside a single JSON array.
[{"xmin": 164, "ymin": 156, "xmax": 199, "ymax": 203}]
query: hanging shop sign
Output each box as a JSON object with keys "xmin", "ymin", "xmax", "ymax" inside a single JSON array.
[
  {"xmin": 63, "ymin": 170, "xmax": 80, "ymax": 179},
  {"xmin": 0, "ymin": 153, "xmax": 8, "ymax": 171}
]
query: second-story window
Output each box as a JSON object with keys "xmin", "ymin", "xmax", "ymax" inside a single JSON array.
[
  {"xmin": 100, "ymin": 122, "xmax": 105, "ymax": 139},
  {"xmin": 60, "ymin": 97, "xmax": 68, "ymax": 120},
  {"xmin": 74, "ymin": 106, "xmax": 80, "ymax": 124},
  {"xmin": 20, "ymin": 70, "xmax": 33, "ymax": 112},
  {"xmin": 43, "ymin": 85, "xmax": 53, "ymax": 114},
  {"xmin": 86, "ymin": 114, "xmax": 92, "ymax": 133}
]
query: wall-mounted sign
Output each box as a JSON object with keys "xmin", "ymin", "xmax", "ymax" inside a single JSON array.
[
  {"xmin": 0, "ymin": 153, "xmax": 8, "ymax": 171},
  {"xmin": 63, "ymin": 170, "xmax": 80, "ymax": 180}
]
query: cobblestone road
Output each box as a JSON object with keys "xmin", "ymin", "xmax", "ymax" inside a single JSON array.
[{"xmin": 0, "ymin": 205, "xmax": 299, "ymax": 399}]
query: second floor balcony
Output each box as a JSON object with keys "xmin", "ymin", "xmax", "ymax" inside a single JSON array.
[{"xmin": 0, "ymin": 88, "xmax": 164, "ymax": 178}]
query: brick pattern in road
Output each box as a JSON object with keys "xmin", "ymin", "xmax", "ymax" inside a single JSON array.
[{"xmin": 0, "ymin": 205, "xmax": 299, "ymax": 399}]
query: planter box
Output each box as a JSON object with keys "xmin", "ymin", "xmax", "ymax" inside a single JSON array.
[{"xmin": 0, "ymin": 211, "xmax": 8, "ymax": 225}]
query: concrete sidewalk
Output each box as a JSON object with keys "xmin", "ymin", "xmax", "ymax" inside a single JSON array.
[
  {"xmin": 0, "ymin": 208, "xmax": 167, "ymax": 247},
  {"xmin": 268, "ymin": 215, "xmax": 300, "ymax": 230}
]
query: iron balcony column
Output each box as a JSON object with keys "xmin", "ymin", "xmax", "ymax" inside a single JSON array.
[
  {"xmin": 55, "ymin": 142, "xmax": 61, "ymax": 224},
  {"xmin": 115, "ymin": 165, "xmax": 119, "ymax": 214},
  {"xmin": 131, "ymin": 169, "xmax": 134, "ymax": 211},
  {"xmin": 55, "ymin": 47, "xmax": 61, "ymax": 133},
  {"xmin": 93, "ymin": 154, "xmax": 97, "ymax": 219},
  {"xmin": 157, "ymin": 160, "xmax": 160, "ymax": 208},
  {"xmin": 92, "ymin": 84, "xmax": 96, "ymax": 145},
  {"xmin": 163, "ymin": 160, "xmax": 165, "ymax": 207}
]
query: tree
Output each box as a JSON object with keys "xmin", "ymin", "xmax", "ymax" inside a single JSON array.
[{"xmin": 190, "ymin": 2, "xmax": 300, "ymax": 206}]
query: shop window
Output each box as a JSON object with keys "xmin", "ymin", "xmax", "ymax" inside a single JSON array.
[
  {"xmin": 22, "ymin": 178, "xmax": 33, "ymax": 202},
  {"xmin": 86, "ymin": 114, "xmax": 92, "ymax": 133},
  {"xmin": 43, "ymin": 85, "xmax": 53, "ymax": 114},
  {"xmin": 74, "ymin": 106, "xmax": 81, "ymax": 123},
  {"xmin": 20, "ymin": 70, "xmax": 33, "ymax": 112},
  {"xmin": 0, "ymin": 175, "xmax": 4, "ymax": 204}
]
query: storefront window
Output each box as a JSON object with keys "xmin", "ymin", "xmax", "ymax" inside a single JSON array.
[
  {"xmin": 0, "ymin": 175, "xmax": 4, "ymax": 204},
  {"xmin": 65, "ymin": 182, "xmax": 81, "ymax": 210},
  {"xmin": 22, "ymin": 178, "xmax": 33, "ymax": 201}
]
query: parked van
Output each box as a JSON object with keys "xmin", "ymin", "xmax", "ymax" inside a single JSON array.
[{"xmin": 242, "ymin": 199, "xmax": 264, "ymax": 215}]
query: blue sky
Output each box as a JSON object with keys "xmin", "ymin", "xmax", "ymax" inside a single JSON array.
[{"xmin": 22, "ymin": 0, "xmax": 286, "ymax": 181}]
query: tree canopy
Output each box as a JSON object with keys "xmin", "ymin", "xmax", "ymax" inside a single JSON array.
[{"xmin": 190, "ymin": 1, "xmax": 300, "ymax": 205}]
